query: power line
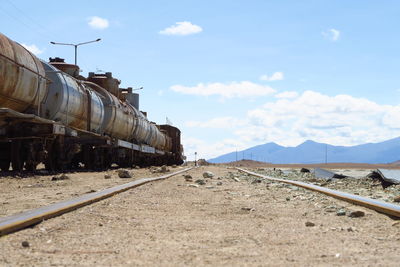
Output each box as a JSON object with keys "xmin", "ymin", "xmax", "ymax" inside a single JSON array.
[{"xmin": 0, "ymin": 1, "xmax": 63, "ymax": 40}]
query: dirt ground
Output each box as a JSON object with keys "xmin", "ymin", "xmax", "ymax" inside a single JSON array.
[{"xmin": 0, "ymin": 165, "xmax": 399, "ymax": 266}]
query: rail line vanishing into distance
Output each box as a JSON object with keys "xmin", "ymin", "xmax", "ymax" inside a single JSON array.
[
  {"xmin": 236, "ymin": 167, "xmax": 400, "ymax": 218},
  {"xmin": 0, "ymin": 167, "xmax": 193, "ymax": 236}
]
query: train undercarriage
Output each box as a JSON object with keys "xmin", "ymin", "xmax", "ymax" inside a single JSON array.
[{"xmin": 0, "ymin": 108, "xmax": 181, "ymax": 172}]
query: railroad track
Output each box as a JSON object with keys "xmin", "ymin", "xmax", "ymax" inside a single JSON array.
[
  {"xmin": 236, "ymin": 167, "xmax": 400, "ymax": 218},
  {"xmin": 0, "ymin": 167, "xmax": 193, "ymax": 236}
]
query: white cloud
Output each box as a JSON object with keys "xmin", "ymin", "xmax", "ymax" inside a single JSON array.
[
  {"xmin": 87, "ymin": 16, "xmax": 109, "ymax": 30},
  {"xmin": 186, "ymin": 117, "xmax": 246, "ymax": 129},
  {"xmin": 260, "ymin": 72, "xmax": 284, "ymax": 81},
  {"xmin": 170, "ymin": 81, "xmax": 276, "ymax": 98},
  {"xmin": 184, "ymin": 90, "xmax": 400, "ymax": 159},
  {"xmin": 275, "ymin": 91, "xmax": 299, "ymax": 99},
  {"xmin": 322, "ymin": 28, "xmax": 340, "ymax": 41},
  {"xmin": 21, "ymin": 43, "xmax": 43, "ymax": 55},
  {"xmin": 159, "ymin": 21, "xmax": 202, "ymax": 36},
  {"xmin": 243, "ymin": 90, "xmax": 398, "ymax": 146}
]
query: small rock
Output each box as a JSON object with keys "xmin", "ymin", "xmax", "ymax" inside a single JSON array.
[
  {"xmin": 183, "ymin": 174, "xmax": 193, "ymax": 181},
  {"xmin": 241, "ymin": 207, "xmax": 255, "ymax": 211},
  {"xmin": 300, "ymin": 168, "xmax": 310, "ymax": 173},
  {"xmin": 118, "ymin": 169, "xmax": 132, "ymax": 178},
  {"xmin": 172, "ymin": 164, "xmax": 177, "ymax": 168},
  {"xmin": 305, "ymin": 221, "xmax": 315, "ymax": 227},
  {"xmin": 188, "ymin": 184, "xmax": 199, "ymax": 188},
  {"xmin": 325, "ymin": 206, "xmax": 337, "ymax": 213},
  {"xmin": 348, "ymin": 210, "xmax": 365, "ymax": 218},
  {"xmin": 104, "ymin": 174, "xmax": 112, "ymax": 179},
  {"xmin": 195, "ymin": 179, "xmax": 206, "ymax": 185},
  {"xmin": 206, "ymin": 186, "xmax": 215, "ymax": 189},
  {"xmin": 203, "ymin": 171, "xmax": 214, "ymax": 178},
  {"xmin": 86, "ymin": 189, "xmax": 96, "ymax": 193},
  {"xmin": 21, "ymin": 241, "xmax": 30, "ymax": 248},
  {"xmin": 233, "ymin": 177, "xmax": 240, "ymax": 182},
  {"xmin": 51, "ymin": 174, "xmax": 70, "ymax": 181},
  {"xmin": 251, "ymin": 179, "xmax": 262, "ymax": 184},
  {"xmin": 394, "ymin": 195, "xmax": 400, "ymax": 203},
  {"xmin": 160, "ymin": 165, "xmax": 169, "ymax": 173},
  {"xmin": 135, "ymin": 166, "xmax": 140, "ymax": 169},
  {"xmin": 217, "ymin": 182, "xmax": 223, "ymax": 186},
  {"xmin": 150, "ymin": 167, "xmax": 160, "ymax": 173},
  {"xmin": 99, "ymin": 223, "xmax": 103, "ymax": 227},
  {"xmin": 336, "ymin": 209, "xmax": 346, "ymax": 216},
  {"xmin": 286, "ymin": 197, "xmax": 290, "ymax": 201}
]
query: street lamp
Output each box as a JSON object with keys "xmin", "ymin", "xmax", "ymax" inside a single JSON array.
[{"xmin": 50, "ymin": 38, "xmax": 101, "ymax": 65}]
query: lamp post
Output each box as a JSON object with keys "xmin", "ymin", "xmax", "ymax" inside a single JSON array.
[{"xmin": 50, "ymin": 38, "xmax": 101, "ymax": 65}]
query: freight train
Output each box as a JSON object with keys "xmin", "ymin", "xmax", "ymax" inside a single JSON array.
[{"xmin": 0, "ymin": 33, "xmax": 184, "ymax": 171}]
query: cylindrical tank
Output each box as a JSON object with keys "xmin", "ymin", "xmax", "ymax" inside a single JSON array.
[
  {"xmin": 48, "ymin": 57, "xmax": 79, "ymax": 77},
  {"xmin": 87, "ymin": 72, "xmax": 120, "ymax": 97},
  {"xmin": 41, "ymin": 62, "xmax": 104, "ymax": 133},
  {"xmin": 147, "ymin": 123, "xmax": 167, "ymax": 149},
  {"xmin": 88, "ymin": 83, "xmax": 137, "ymax": 140},
  {"xmin": 0, "ymin": 32, "xmax": 47, "ymax": 113},
  {"xmin": 132, "ymin": 111, "xmax": 150, "ymax": 142}
]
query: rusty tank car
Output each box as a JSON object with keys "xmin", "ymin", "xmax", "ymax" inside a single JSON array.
[{"xmin": 0, "ymin": 32, "xmax": 184, "ymax": 171}]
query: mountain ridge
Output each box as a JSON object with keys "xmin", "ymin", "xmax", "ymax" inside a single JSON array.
[{"xmin": 208, "ymin": 137, "xmax": 400, "ymax": 164}]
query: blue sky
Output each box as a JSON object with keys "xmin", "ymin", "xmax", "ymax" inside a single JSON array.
[{"xmin": 2, "ymin": 0, "xmax": 400, "ymax": 160}]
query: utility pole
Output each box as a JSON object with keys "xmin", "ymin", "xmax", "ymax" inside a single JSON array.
[
  {"xmin": 325, "ymin": 144, "xmax": 328, "ymax": 164},
  {"xmin": 194, "ymin": 152, "xmax": 197, "ymax": 166},
  {"xmin": 50, "ymin": 38, "xmax": 101, "ymax": 65}
]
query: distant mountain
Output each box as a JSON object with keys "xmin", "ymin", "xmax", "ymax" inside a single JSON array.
[{"xmin": 208, "ymin": 137, "xmax": 400, "ymax": 164}]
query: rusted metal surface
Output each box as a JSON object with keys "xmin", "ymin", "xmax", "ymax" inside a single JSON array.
[
  {"xmin": 237, "ymin": 168, "xmax": 400, "ymax": 218},
  {"xmin": 159, "ymin": 124, "xmax": 182, "ymax": 154},
  {"xmin": 0, "ymin": 108, "xmax": 56, "ymax": 125},
  {"xmin": 49, "ymin": 57, "xmax": 79, "ymax": 77},
  {"xmin": 87, "ymin": 81, "xmax": 136, "ymax": 140},
  {"xmin": 0, "ymin": 32, "xmax": 47, "ymax": 113},
  {"xmin": 41, "ymin": 62, "xmax": 104, "ymax": 133},
  {"xmin": 87, "ymin": 72, "xmax": 120, "ymax": 97},
  {"xmin": 0, "ymin": 167, "xmax": 193, "ymax": 236}
]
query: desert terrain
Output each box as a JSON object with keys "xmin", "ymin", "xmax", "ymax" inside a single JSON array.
[{"xmin": 0, "ymin": 164, "xmax": 399, "ymax": 266}]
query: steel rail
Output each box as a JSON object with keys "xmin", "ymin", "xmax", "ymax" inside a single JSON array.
[
  {"xmin": 236, "ymin": 168, "xmax": 400, "ymax": 218},
  {"xmin": 0, "ymin": 167, "xmax": 193, "ymax": 236}
]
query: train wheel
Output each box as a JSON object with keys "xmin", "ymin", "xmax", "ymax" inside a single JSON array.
[
  {"xmin": 44, "ymin": 142, "xmax": 57, "ymax": 171},
  {"xmin": 25, "ymin": 162, "xmax": 37, "ymax": 172},
  {"xmin": 0, "ymin": 160, "xmax": 10, "ymax": 171},
  {"xmin": 11, "ymin": 141, "xmax": 24, "ymax": 171},
  {"xmin": 0, "ymin": 142, "xmax": 11, "ymax": 171},
  {"xmin": 45, "ymin": 157, "xmax": 56, "ymax": 171}
]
